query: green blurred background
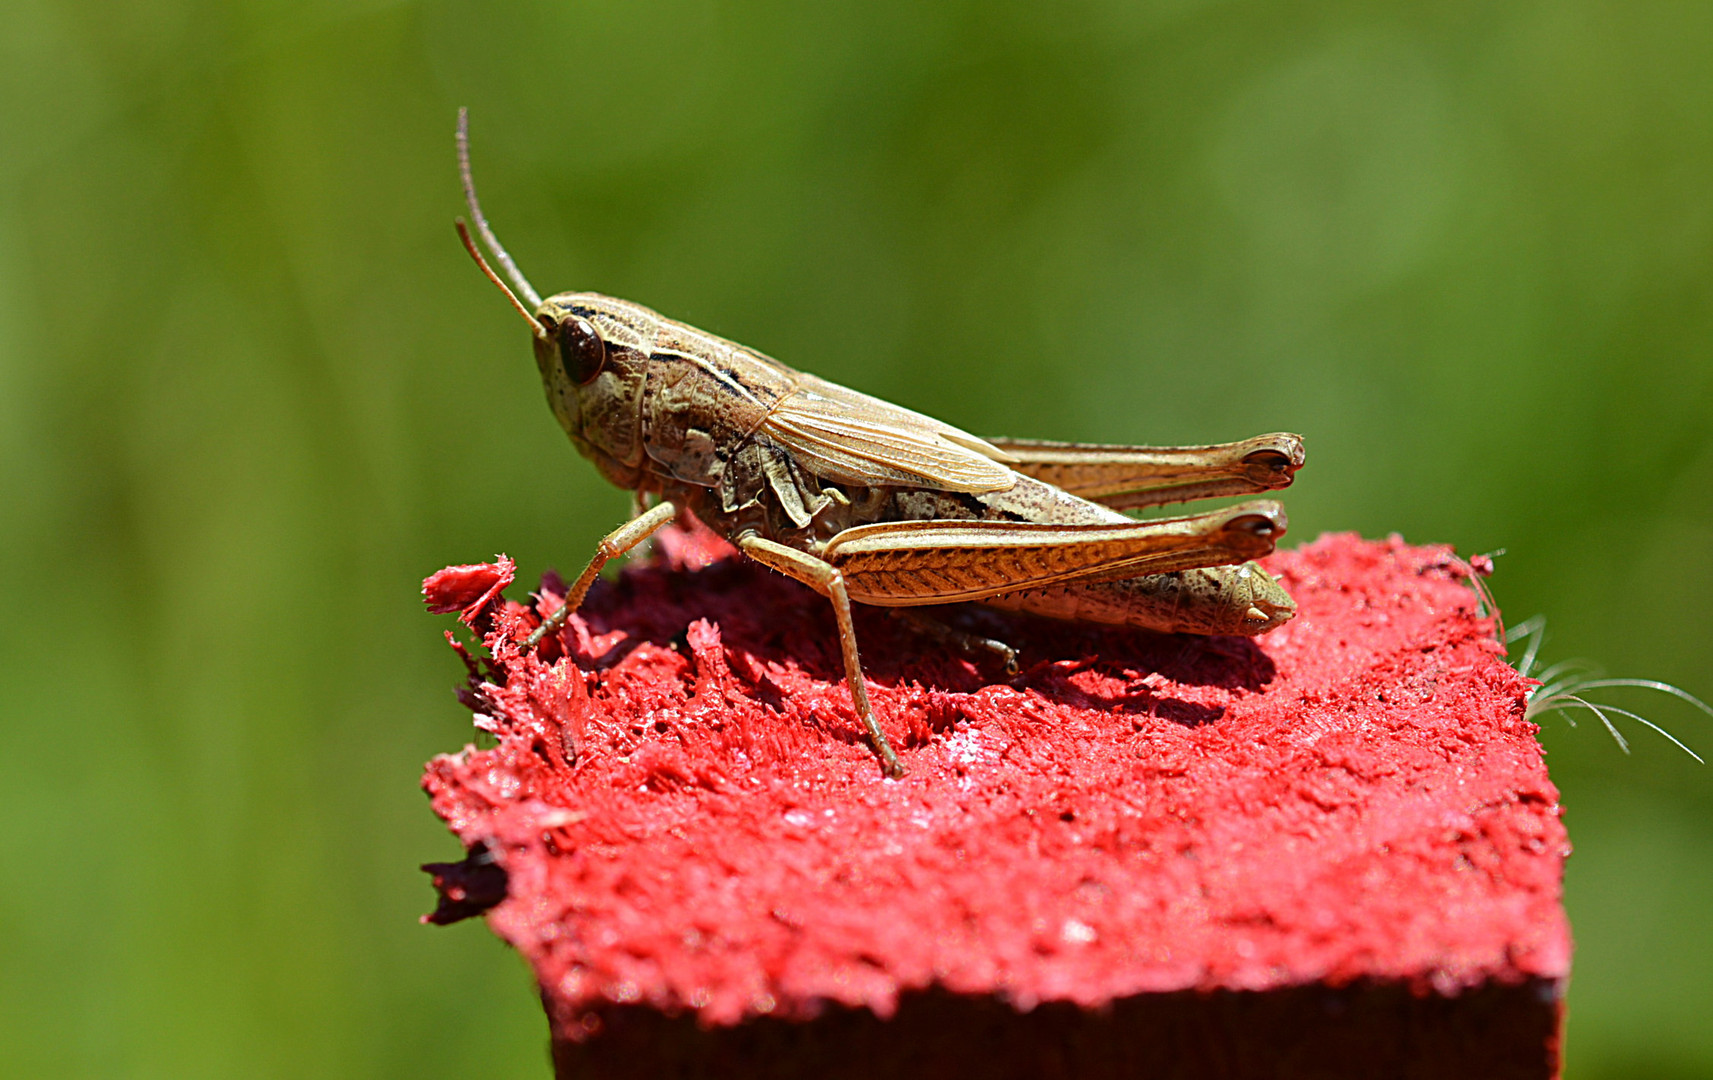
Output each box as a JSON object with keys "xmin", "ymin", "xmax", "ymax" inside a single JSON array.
[{"xmin": 3, "ymin": 1, "xmax": 1709, "ymax": 1075}]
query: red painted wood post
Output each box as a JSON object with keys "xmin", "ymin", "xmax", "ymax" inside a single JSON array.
[{"xmin": 422, "ymin": 529, "xmax": 1569, "ymax": 1080}]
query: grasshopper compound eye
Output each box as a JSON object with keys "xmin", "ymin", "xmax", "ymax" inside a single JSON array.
[{"xmin": 554, "ymin": 315, "xmax": 607, "ymax": 385}]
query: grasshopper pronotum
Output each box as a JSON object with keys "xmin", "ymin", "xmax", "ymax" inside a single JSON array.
[{"xmin": 454, "ymin": 111, "xmax": 1303, "ymax": 777}]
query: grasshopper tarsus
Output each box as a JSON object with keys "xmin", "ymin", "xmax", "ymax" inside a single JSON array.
[{"xmin": 455, "ymin": 111, "xmax": 1303, "ymax": 776}]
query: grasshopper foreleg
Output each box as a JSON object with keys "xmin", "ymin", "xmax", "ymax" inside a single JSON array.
[
  {"xmin": 525, "ymin": 501, "xmax": 679, "ymax": 652},
  {"xmin": 738, "ymin": 534, "xmax": 905, "ymax": 779},
  {"xmin": 628, "ymin": 491, "xmax": 661, "ymax": 564}
]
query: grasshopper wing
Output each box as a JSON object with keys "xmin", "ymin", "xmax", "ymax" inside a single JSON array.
[
  {"xmin": 822, "ymin": 500, "xmax": 1287, "ymax": 606},
  {"xmin": 762, "ymin": 375, "xmax": 1020, "ymax": 494}
]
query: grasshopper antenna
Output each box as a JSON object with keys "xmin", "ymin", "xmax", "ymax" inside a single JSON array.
[
  {"xmin": 456, "ymin": 107, "xmax": 544, "ymax": 311},
  {"xmin": 456, "ymin": 219, "xmax": 544, "ymax": 337}
]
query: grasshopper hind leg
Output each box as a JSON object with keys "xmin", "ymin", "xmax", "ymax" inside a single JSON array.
[{"xmin": 887, "ymin": 608, "xmax": 1020, "ymax": 675}]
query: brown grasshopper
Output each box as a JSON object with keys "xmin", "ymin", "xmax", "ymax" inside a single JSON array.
[{"xmin": 453, "ymin": 111, "xmax": 1302, "ymax": 778}]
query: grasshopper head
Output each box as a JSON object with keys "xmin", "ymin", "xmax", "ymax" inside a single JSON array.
[{"xmin": 528, "ymin": 293, "xmax": 654, "ymax": 474}]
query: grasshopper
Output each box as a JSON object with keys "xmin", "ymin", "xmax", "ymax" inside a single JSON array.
[{"xmin": 453, "ymin": 111, "xmax": 1303, "ymax": 778}]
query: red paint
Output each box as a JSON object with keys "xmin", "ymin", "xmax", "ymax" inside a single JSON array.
[
  {"xmin": 422, "ymin": 555, "xmax": 515, "ymax": 621},
  {"xmin": 422, "ymin": 531, "xmax": 1568, "ymax": 1075}
]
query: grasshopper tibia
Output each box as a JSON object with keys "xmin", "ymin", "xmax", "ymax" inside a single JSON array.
[{"xmin": 738, "ymin": 534, "xmax": 904, "ymax": 778}]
